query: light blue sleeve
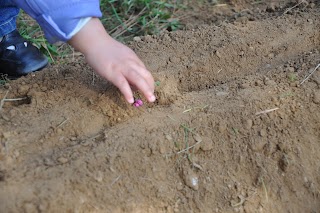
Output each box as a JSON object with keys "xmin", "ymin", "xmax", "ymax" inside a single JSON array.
[{"xmin": 13, "ymin": 0, "xmax": 102, "ymax": 43}]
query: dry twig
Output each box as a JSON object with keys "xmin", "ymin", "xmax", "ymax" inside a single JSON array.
[
  {"xmin": 0, "ymin": 91, "xmax": 27, "ymax": 111},
  {"xmin": 255, "ymin": 107, "xmax": 279, "ymax": 116},
  {"xmin": 300, "ymin": 63, "xmax": 320, "ymax": 85},
  {"xmin": 283, "ymin": 0, "xmax": 307, "ymax": 15},
  {"xmin": 177, "ymin": 140, "xmax": 202, "ymax": 154}
]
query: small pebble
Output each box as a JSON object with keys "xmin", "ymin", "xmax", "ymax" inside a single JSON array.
[
  {"xmin": 165, "ymin": 134, "xmax": 173, "ymax": 142},
  {"xmin": 193, "ymin": 133, "xmax": 202, "ymax": 143},
  {"xmin": 268, "ymin": 53, "xmax": 275, "ymax": 58},
  {"xmin": 176, "ymin": 182, "xmax": 184, "ymax": 191},
  {"xmin": 94, "ymin": 171, "xmax": 104, "ymax": 182},
  {"xmin": 57, "ymin": 157, "xmax": 69, "ymax": 164},
  {"xmin": 183, "ymin": 168, "xmax": 199, "ymax": 191},
  {"xmin": 41, "ymin": 86, "xmax": 48, "ymax": 92},
  {"xmin": 259, "ymin": 129, "xmax": 267, "ymax": 137},
  {"xmin": 244, "ymin": 119, "xmax": 253, "ymax": 130},
  {"xmin": 215, "ymin": 50, "xmax": 222, "ymax": 58},
  {"xmin": 218, "ymin": 121, "xmax": 227, "ymax": 132},
  {"xmin": 143, "ymin": 35, "xmax": 152, "ymax": 42},
  {"xmin": 200, "ymin": 137, "xmax": 214, "ymax": 151},
  {"xmin": 133, "ymin": 36, "xmax": 142, "ymax": 42},
  {"xmin": 169, "ymin": 56, "xmax": 181, "ymax": 63}
]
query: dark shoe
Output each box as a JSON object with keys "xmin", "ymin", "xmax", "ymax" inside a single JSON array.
[{"xmin": 0, "ymin": 30, "xmax": 48, "ymax": 78}]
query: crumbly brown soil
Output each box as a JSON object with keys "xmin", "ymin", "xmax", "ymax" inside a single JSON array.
[{"xmin": 1, "ymin": 1, "xmax": 320, "ymax": 212}]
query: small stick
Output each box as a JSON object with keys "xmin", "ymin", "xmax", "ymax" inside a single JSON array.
[
  {"xmin": 214, "ymin": 4, "xmax": 227, "ymax": 7},
  {"xmin": 283, "ymin": 1, "xmax": 306, "ymax": 15},
  {"xmin": 64, "ymin": 77, "xmax": 74, "ymax": 80},
  {"xmin": 167, "ymin": 115, "xmax": 177, "ymax": 121},
  {"xmin": 3, "ymin": 98, "xmax": 27, "ymax": 102},
  {"xmin": 300, "ymin": 63, "xmax": 320, "ymax": 85},
  {"xmin": 192, "ymin": 162, "xmax": 203, "ymax": 171},
  {"xmin": 183, "ymin": 105, "xmax": 209, "ymax": 113},
  {"xmin": 251, "ymin": 0, "xmax": 263, "ymax": 5},
  {"xmin": 261, "ymin": 178, "xmax": 269, "ymax": 203},
  {"xmin": 231, "ymin": 195, "xmax": 246, "ymax": 207},
  {"xmin": 57, "ymin": 118, "xmax": 69, "ymax": 128},
  {"xmin": 183, "ymin": 108, "xmax": 192, "ymax": 113},
  {"xmin": 0, "ymin": 90, "xmax": 9, "ymax": 110},
  {"xmin": 177, "ymin": 140, "xmax": 202, "ymax": 154},
  {"xmin": 0, "ymin": 91, "xmax": 25, "ymax": 111},
  {"xmin": 111, "ymin": 175, "xmax": 121, "ymax": 186},
  {"xmin": 255, "ymin": 107, "xmax": 279, "ymax": 116}
]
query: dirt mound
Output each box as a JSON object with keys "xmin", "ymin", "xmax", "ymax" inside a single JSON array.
[{"xmin": 1, "ymin": 2, "xmax": 320, "ymax": 213}]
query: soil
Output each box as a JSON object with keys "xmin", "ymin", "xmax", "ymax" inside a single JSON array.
[{"xmin": 1, "ymin": 0, "xmax": 320, "ymax": 212}]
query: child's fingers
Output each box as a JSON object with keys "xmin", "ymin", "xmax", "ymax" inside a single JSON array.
[
  {"xmin": 140, "ymin": 68, "xmax": 155, "ymax": 92},
  {"xmin": 109, "ymin": 74, "xmax": 134, "ymax": 104},
  {"xmin": 126, "ymin": 70, "xmax": 156, "ymax": 103},
  {"xmin": 130, "ymin": 63, "xmax": 155, "ymax": 92}
]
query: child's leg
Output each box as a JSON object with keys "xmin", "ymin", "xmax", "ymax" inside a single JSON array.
[
  {"xmin": 0, "ymin": 0, "xmax": 20, "ymax": 38},
  {"xmin": 0, "ymin": 0, "xmax": 48, "ymax": 77}
]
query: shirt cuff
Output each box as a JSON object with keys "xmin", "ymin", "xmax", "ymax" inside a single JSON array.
[{"xmin": 68, "ymin": 17, "xmax": 92, "ymax": 39}]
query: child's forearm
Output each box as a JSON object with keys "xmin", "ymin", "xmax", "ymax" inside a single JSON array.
[
  {"xmin": 68, "ymin": 18, "xmax": 110, "ymax": 56},
  {"xmin": 69, "ymin": 18, "xmax": 156, "ymax": 103}
]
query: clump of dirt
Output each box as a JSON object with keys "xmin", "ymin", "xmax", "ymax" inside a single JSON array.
[{"xmin": 1, "ymin": 1, "xmax": 320, "ymax": 212}]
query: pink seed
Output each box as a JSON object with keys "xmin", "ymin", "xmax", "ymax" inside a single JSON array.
[
  {"xmin": 133, "ymin": 102, "xmax": 140, "ymax": 107},
  {"xmin": 136, "ymin": 99, "xmax": 143, "ymax": 106}
]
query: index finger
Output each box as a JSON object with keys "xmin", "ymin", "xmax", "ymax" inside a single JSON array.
[{"xmin": 126, "ymin": 70, "xmax": 156, "ymax": 103}]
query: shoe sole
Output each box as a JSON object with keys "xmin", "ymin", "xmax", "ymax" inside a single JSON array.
[{"xmin": 6, "ymin": 57, "xmax": 49, "ymax": 80}]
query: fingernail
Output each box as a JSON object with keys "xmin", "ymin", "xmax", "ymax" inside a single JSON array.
[
  {"xmin": 128, "ymin": 98, "xmax": 134, "ymax": 104},
  {"xmin": 149, "ymin": 95, "xmax": 156, "ymax": 102}
]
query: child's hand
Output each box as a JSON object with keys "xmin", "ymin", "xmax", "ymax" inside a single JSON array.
[{"xmin": 69, "ymin": 18, "xmax": 155, "ymax": 104}]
